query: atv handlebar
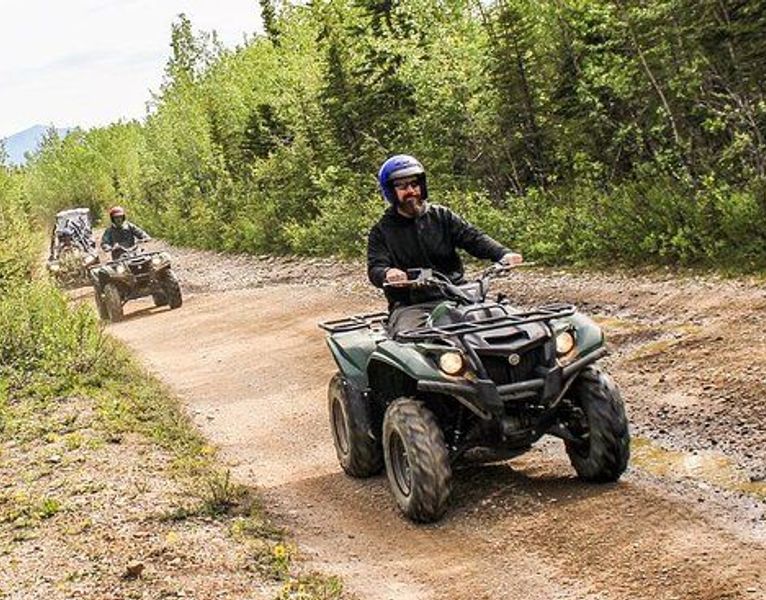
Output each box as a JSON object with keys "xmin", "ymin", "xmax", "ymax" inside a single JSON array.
[
  {"xmin": 103, "ymin": 242, "xmax": 141, "ymax": 253},
  {"xmin": 383, "ymin": 262, "xmax": 533, "ymax": 305}
]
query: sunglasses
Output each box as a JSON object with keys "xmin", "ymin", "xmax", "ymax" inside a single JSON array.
[{"xmin": 392, "ymin": 178, "xmax": 421, "ymax": 191}]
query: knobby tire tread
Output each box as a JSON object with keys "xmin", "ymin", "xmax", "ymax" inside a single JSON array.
[
  {"xmin": 328, "ymin": 373, "xmax": 383, "ymax": 478},
  {"xmin": 566, "ymin": 366, "xmax": 630, "ymax": 482},
  {"xmin": 384, "ymin": 398, "xmax": 452, "ymax": 523}
]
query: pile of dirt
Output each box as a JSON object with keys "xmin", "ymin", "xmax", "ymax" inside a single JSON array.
[{"xmin": 153, "ymin": 242, "xmax": 363, "ymax": 294}]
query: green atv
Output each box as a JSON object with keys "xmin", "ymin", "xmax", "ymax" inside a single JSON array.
[
  {"xmin": 90, "ymin": 243, "xmax": 182, "ymax": 322},
  {"xmin": 319, "ymin": 265, "xmax": 630, "ymax": 523}
]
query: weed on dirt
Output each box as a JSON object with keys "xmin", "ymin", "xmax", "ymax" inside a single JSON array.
[{"xmin": 0, "ymin": 302, "xmax": 347, "ymax": 599}]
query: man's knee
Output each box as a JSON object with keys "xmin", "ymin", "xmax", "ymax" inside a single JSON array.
[{"xmin": 388, "ymin": 303, "xmax": 437, "ymax": 336}]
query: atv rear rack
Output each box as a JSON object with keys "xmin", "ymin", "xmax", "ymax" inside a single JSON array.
[
  {"xmin": 319, "ymin": 312, "xmax": 389, "ymax": 334},
  {"xmin": 397, "ymin": 303, "xmax": 576, "ymax": 341}
]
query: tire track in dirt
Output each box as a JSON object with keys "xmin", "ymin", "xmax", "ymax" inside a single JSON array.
[{"xmin": 108, "ymin": 285, "xmax": 765, "ymax": 600}]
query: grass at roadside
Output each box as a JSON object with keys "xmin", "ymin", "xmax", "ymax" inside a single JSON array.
[{"xmin": 0, "ymin": 280, "xmax": 346, "ymax": 599}]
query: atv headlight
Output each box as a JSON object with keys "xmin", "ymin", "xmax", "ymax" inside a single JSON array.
[
  {"xmin": 115, "ymin": 264, "xmax": 126, "ymax": 275},
  {"xmin": 48, "ymin": 263, "xmax": 60, "ymax": 272},
  {"xmin": 555, "ymin": 331, "xmax": 576, "ymax": 357},
  {"xmin": 151, "ymin": 255, "xmax": 164, "ymax": 267},
  {"xmin": 439, "ymin": 351, "xmax": 465, "ymax": 376}
]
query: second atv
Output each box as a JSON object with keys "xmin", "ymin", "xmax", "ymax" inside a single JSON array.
[
  {"xmin": 90, "ymin": 243, "xmax": 182, "ymax": 322},
  {"xmin": 46, "ymin": 208, "xmax": 100, "ymax": 288},
  {"xmin": 319, "ymin": 265, "xmax": 630, "ymax": 523}
]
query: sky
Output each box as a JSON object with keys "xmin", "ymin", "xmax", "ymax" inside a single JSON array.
[{"xmin": 0, "ymin": 0, "xmax": 263, "ymax": 139}]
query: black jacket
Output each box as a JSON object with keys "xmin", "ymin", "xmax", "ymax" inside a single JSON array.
[{"xmin": 367, "ymin": 203, "xmax": 509, "ymax": 308}]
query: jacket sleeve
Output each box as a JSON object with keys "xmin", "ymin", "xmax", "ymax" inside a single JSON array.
[
  {"xmin": 130, "ymin": 223, "xmax": 150, "ymax": 241},
  {"xmin": 367, "ymin": 225, "xmax": 391, "ymax": 288},
  {"xmin": 100, "ymin": 228, "xmax": 113, "ymax": 250},
  {"xmin": 447, "ymin": 209, "xmax": 508, "ymax": 262}
]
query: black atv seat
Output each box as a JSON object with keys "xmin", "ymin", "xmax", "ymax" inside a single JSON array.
[{"xmin": 431, "ymin": 301, "xmax": 509, "ymax": 328}]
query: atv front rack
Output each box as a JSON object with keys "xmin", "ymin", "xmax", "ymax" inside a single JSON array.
[
  {"xmin": 397, "ymin": 303, "xmax": 576, "ymax": 341},
  {"xmin": 319, "ymin": 312, "xmax": 389, "ymax": 334}
]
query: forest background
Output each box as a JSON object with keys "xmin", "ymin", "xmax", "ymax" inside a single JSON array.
[
  {"xmin": 3, "ymin": 0, "xmax": 766, "ymax": 270},
  {"xmin": 1, "ymin": 4, "xmax": 764, "ymax": 595}
]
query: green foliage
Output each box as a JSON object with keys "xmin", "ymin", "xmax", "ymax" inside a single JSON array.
[
  {"xmin": 0, "ymin": 492, "xmax": 63, "ymax": 527},
  {"xmin": 0, "ymin": 281, "xmax": 104, "ymax": 393},
  {"xmin": 283, "ymin": 167, "xmax": 379, "ymax": 256},
  {"xmin": 24, "ymin": 123, "xmax": 145, "ymax": 226},
  {"xmin": 0, "ymin": 170, "xmax": 37, "ymax": 289},
  {"xmin": 9, "ymin": 1, "xmax": 766, "ymax": 272},
  {"xmin": 0, "ymin": 171, "xmax": 109, "ymax": 443},
  {"xmin": 505, "ymin": 175, "xmax": 766, "ymax": 268}
]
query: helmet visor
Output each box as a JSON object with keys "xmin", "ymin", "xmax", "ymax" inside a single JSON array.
[{"xmin": 388, "ymin": 165, "xmax": 424, "ymax": 181}]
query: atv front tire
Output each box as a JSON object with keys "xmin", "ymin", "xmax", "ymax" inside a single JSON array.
[
  {"xmin": 152, "ymin": 291, "xmax": 168, "ymax": 307},
  {"xmin": 103, "ymin": 283, "xmax": 123, "ymax": 322},
  {"xmin": 161, "ymin": 270, "xmax": 182, "ymax": 309},
  {"xmin": 383, "ymin": 398, "xmax": 452, "ymax": 523},
  {"xmin": 94, "ymin": 288, "xmax": 109, "ymax": 320},
  {"xmin": 328, "ymin": 373, "xmax": 383, "ymax": 477},
  {"xmin": 565, "ymin": 366, "xmax": 630, "ymax": 482}
]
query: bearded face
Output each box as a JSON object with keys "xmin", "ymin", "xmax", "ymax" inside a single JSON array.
[{"xmin": 392, "ymin": 176, "xmax": 426, "ymax": 218}]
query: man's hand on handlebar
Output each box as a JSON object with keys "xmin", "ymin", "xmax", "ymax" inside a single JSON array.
[
  {"xmin": 499, "ymin": 252, "xmax": 523, "ymax": 266},
  {"xmin": 384, "ymin": 267, "xmax": 409, "ymax": 287}
]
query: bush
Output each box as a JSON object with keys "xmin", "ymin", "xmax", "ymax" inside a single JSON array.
[
  {"xmin": 0, "ymin": 172, "xmax": 37, "ymax": 291},
  {"xmin": 283, "ymin": 167, "xmax": 379, "ymax": 257},
  {"xmin": 494, "ymin": 175, "xmax": 766, "ymax": 269},
  {"xmin": 0, "ymin": 281, "xmax": 104, "ymax": 394}
]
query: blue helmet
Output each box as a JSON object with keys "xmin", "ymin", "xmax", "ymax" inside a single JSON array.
[{"xmin": 377, "ymin": 154, "xmax": 428, "ymax": 205}]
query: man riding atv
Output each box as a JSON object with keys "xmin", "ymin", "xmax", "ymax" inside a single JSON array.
[
  {"xmin": 320, "ymin": 154, "xmax": 629, "ymax": 522},
  {"xmin": 368, "ymin": 154, "xmax": 523, "ymax": 334},
  {"xmin": 100, "ymin": 206, "xmax": 151, "ymax": 260},
  {"xmin": 92, "ymin": 206, "xmax": 181, "ymax": 322}
]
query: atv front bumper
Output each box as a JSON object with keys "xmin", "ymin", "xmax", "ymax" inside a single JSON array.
[{"xmin": 417, "ymin": 347, "xmax": 607, "ymax": 420}]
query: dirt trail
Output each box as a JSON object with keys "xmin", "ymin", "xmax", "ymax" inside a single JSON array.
[{"xmin": 108, "ymin": 270, "xmax": 765, "ymax": 600}]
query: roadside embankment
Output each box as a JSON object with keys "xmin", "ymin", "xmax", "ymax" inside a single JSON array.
[{"xmin": 0, "ymin": 248, "xmax": 346, "ymax": 599}]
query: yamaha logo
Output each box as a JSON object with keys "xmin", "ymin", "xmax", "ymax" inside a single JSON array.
[{"xmin": 508, "ymin": 353, "xmax": 520, "ymax": 366}]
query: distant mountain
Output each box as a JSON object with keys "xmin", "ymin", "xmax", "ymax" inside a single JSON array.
[{"xmin": 2, "ymin": 125, "xmax": 74, "ymax": 166}]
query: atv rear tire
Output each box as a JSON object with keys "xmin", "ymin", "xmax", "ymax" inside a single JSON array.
[
  {"xmin": 565, "ymin": 366, "xmax": 630, "ymax": 482},
  {"xmin": 161, "ymin": 270, "xmax": 182, "ymax": 309},
  {"xmin": 328, "ymin": 373, "xmax": 383, "ymax": 477},
  {"xmin": 94, "ymin": 288, "xmax": 109, "ymax": 320},
  {"xmin": 103, "ymin": 283, "xmax": 123, "ymax": 322},
  {"xmin": 383, "ymin": 398, "xmax": 451, "ymax": 523}
]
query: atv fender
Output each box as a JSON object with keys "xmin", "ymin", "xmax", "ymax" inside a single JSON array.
[
  {"xmin": 551, "ymin": 312, "xmax": 605, "ymax": 362},
  {"xmin": 325, "ymin": 335, "xmax": 373, "ymax": 390},
  {"xmin": 370, "ymin": 341, "xmax": 446, "ymax": 383}
]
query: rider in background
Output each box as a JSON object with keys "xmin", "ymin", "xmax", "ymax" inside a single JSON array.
[
  {"xmin": 100, "ymin": 206, "xmax": 151, "ymax": 260},
  {"xmin": 48, "ymin": 226, "xmax": 75, "ymax": 260},
  {"xmin": 367, "ymin": 154, "xmax": 523, "ymax": 335}
]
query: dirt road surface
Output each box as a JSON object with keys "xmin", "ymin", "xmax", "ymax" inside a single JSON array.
[{"xmin": 106, "ymin": 247, "xmax": 765, "ymax": 600}]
